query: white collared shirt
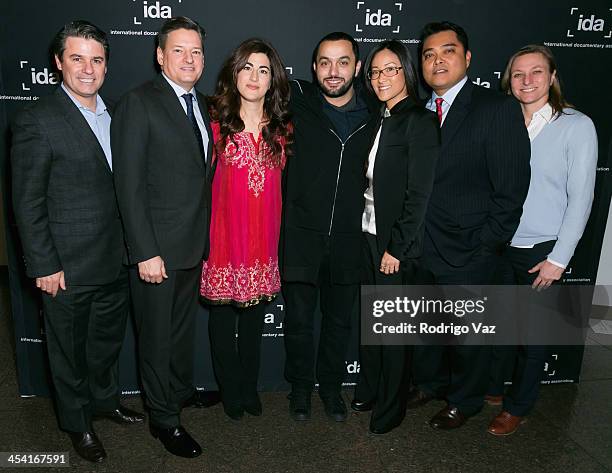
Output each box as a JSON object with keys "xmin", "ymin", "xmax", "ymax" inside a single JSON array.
[
  {"xmin": 426, "ymin": 76, "xmax": 468, "ymax": 125},
  {"xmin": 162, "ymin": 72, "xmax": 208, "ymax": 160},
  {"xmin": 527, "ymin": 103, "xmax": 554, "ymax": 141},
  {"xmin": 362, "ymin": 109, "xmax": 391, "ymax": 235}
]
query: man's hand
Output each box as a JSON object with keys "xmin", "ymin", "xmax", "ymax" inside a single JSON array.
[
  {"xmin": 138, "ymin": 256, "xmax": 168, "ymax": 284},
  {"xmin": 380, "ymin": 251, "xmax": 400, "ymax": 275},
  {"xmin": 528, "ymin": 259, "xmax": 564, "ymax": 290},
  {"xmin": 36, "ymin": 271, "xmax": 66, "ymax": 297}
]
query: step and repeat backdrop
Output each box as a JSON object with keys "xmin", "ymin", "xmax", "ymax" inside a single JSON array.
[{"xmin": 1, "ymin": 0, "xmax": 611, "ymax": 396}]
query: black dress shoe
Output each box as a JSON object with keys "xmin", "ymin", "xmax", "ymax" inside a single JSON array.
[
  {"xmin": 243, "ymin": 395, "xmax": 263, "ymax": 416},
  {"xmin": 68, "ymin": 431, "xmax": 106, "ymax": 463},
  {"xmin": 351, "ymin": 398, "xmax": 374, "ymax": 412},
  {"xmin": 320, "ymin": 393, "xmax": 347, "ymax": 422},
  {"xmin": 183, "ymin": 390, "xmax": 221, "ymax": 408},
  {"xmin": 369, "ymin": 418, "xmax": 403, "ymax": 435},
  {"xmin": 288, "ymin": 391, "xmax": 311, "ymax": 421},
  {"xmin": 405, "ymin": 389, "xmax": 435, "ymax": 409},
  {"xmin": 429, "ymin": 406, "xmax": 467, "ymax": 430},
  {"xmin": 150, "ymin": 425, "xmax": 202, "ymax": 458},
  {"xmin": 94, "ymin": 405, "xmax": 145, "ymax": 425}
]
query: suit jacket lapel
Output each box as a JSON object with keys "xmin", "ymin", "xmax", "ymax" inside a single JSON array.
[
  {"xmin": 55, "ymin": 88, "xmax": 111, "ymax": 173},
  {"xmin": 441, "ymin": 80, "xmax": 473, "ymax": 150},
  {"xmin": 196, "ymin": 90, "xmax": 215, "ymax": 179},
  {"xmin": 153, "ymin": 75, "xmax": 205, "ymax": 170}
]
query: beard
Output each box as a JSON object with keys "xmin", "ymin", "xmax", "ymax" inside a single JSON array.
[{"xmin": 317, "ymin": 75, "xmax": 355, "ymax": 99}]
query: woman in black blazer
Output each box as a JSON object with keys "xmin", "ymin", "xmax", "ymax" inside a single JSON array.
[{"xmin": 352, "ymin": 40, "xmax": 439, "ymax": 435}]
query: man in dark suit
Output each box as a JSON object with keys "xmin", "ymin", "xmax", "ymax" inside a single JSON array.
[
  {"xmin": 111, "ymin": 16, "xmax": 214, "ymax": 458},
  {"xmin": 408, "ymin": 22, "xmax": 531, "ymax": 429},
  {"xmin": 11, "ymin": 21, "xmax": 143, "ymax": 463}
]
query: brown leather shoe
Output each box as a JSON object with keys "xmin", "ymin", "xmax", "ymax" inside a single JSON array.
[
  {"xmin": 487, "ymin": 411, "xmax": 526, "ymax": 436},
  {"xmin": 484, "ymin": 394, "xmax": 503, "ymax": 406},
  {"xmin": 429, "ymin": 406, "xmax": 467, "ymax": 430}
]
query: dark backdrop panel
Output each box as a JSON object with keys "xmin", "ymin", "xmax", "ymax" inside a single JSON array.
[{"xmin": 1, "ymin": 0, "xmax": 611, "ymax": 395}]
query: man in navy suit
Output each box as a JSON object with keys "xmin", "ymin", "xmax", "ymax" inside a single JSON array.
[
  {"xmin": 11, "ymin": 21, "xmax": 143, "ymax": 463},
  {"xmin": 408, "ymin": 21, "xmax": 531, "ymax": 429},
  {"xmin": 112, "ymin": 16, "xmax": 214, "ymax": 458}
]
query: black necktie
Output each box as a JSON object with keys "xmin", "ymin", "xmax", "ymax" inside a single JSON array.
[{"xmin": 181, "ymin": 93, "xmax": 206, "ymax": 162}]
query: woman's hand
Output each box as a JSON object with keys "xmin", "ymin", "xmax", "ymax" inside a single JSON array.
[
  {"xmin": 380, "ymin": 251, "xmax": 400, "ymax": 275},
  {"xmin": 528, "ymin": 259, "xmax": 564, "ymax": 290}
]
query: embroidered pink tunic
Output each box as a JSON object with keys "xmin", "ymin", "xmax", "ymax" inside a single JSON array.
[{"xmin": 200, "ymin": 122, "xmax": 285, "ymax": 306}]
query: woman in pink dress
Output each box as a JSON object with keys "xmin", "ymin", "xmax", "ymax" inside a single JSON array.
[{"xmin": 200, "ymin": 38, "xmax": 291, "ymax": 420}]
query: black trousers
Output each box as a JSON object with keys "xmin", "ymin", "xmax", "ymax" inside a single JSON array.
[
  {"xmin": 129, "ymin": 265, "xmax": 200, "ymax": 428},
  {"xmin": 283, "ymin": 247, "xmax": 358, "ymax": 395},
  {"xmin": 488, "ymin": 240, "xmax": 555, "ymax": 416},
  {"xmin": 42, "ymin": 268, "xmax": 129, "ymax": 432},
  {"xmin": 355, "ymin": 233, "xmax": 412, "ymax": 430},
  {"xmin": 411, "ymin": 234, "xmax": 496, "ymax": 416},
  {"xmin": 208, "ymin": 302, "xmax": 267, "ymax": 407}
]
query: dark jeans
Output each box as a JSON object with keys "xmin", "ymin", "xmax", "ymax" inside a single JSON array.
[
  {"xmin": 489, "ymin": 240, "xmax": 555, "ymax": 416},
  {"xmin": 283, "ymin": 246, "xmax": 358, "ymax": 396}
]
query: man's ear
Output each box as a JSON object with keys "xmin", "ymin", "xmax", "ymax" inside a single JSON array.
[
  {"xmin": 355, "ymin": 60, "xmax": 362, "ymax": 77},
  {"xmin": 54, "ymin": 54, "xmax": 63, "ymax": 71},
  {"xmin": 465, "ymin": 50, "xmax": 472, "ymax": 69},
  {"xmin": 156, "ymin": 47, "xmax": 164, "ymax": 68}
]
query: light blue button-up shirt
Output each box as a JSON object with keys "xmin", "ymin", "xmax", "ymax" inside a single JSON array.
[
  {"xmin": 61, "ymin": 83, "xmax": 113, "ymax": 170},
  {"xmin": 162, "ymin": 73, "xmax": 209, "ymax": 161},
  {"xmin": 426, "ymin": 76, "xmax": 468, "ymax": 125}
]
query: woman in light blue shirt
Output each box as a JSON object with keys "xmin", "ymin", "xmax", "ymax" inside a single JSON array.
[{"xmin": 486, "ymin": 45, "xmax": 597, "ymax": 436}]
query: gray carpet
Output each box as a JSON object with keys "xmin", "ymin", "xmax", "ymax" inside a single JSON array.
[{"xmin": 0, "ymin": 280, "xmax": 611, "ymax": 473}]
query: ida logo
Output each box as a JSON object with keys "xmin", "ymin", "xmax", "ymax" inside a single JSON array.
[
  {"xmin": 355, "ymin": 1, "xmax": 403, "ymax": 34},
  {"xmin": 472, "ymin": 72, "xmax": 502, "ymax": 90},
  {"xmin": 133, "ymin": 0, "xmax": 175, "ymax": 25},
  {"xmin": 20, "ymin": 61, "xmax": 60, "ymax": 91},
  {"xmin": 566, "ymin": 7, "xmax": 612, "ymax": 39},
  {"xmin": 345, "ymin": 360, "xmax": 360, "ymax": 374}
]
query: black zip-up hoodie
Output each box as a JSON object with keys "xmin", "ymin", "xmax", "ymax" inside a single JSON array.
[{"xmin": 280, "ymin": 79, "xmax": 378, "ymax": 284}]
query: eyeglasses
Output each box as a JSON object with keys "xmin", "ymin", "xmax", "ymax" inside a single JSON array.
[{"xmin": 367, "ymin": 66, "xmax": 403, "ymax": 80}]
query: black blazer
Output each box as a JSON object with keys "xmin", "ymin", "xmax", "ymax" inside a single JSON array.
[
  {"xmin": 368, "ymin": 96, "xmax": 439, "ymax": 261},
  {"xmin": 111, "ymin": 74, "xmax": 215, "ymax": 270},
  {"xmin": 425, "ymin": 80, "xmax": 531, "ymax": 267},
  {"xmin": 11, "ymin": 87, "xmax": 124, "ymax": 285}
]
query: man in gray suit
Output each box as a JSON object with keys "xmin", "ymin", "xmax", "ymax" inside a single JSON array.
[{"xmin": 11, "ymin": 21, "xmax": 143, "ymax": 463}]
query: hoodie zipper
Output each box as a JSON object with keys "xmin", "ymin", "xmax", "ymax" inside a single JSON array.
[{"xmin": 327, "ymin": 123, "xmax": 368, "ymax": 236}]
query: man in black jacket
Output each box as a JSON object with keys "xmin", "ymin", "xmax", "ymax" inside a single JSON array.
[
  {"xmin": 408, "ymin": 21, "xmax": 531, "ymax": 429},
  {"xmin": 11, "ymin": 21, "xmax": 143, "ymax": 463},
  {"xmin": 281, "ymin": 32, "xmax": 377, "ymax": 422}
]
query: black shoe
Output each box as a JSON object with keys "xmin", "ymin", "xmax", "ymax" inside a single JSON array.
[
  {"xmin": 429, "ymin": 406, "xmax": 467, "ymax": 430},
  {"xmin": 351, "ymin": 398, "xmax": 374, "ymax": 412},
  {"xmin": 150, "ymin": 425, "xmax": 202, "ymax": 458},
  {"xmin": 183, "ymin": 390, "xmax": 221, "ymax": 408},
  {"xmin": 243, "ymin": 395, "xmax": 263, "ymax": 416},
  {"xmin": 320, "ymin": 393, "xmax": 347, "ymax": 422},
  {"xmin": 405, "ymin": 389, "xmax": 435, "ymax": 409},
  {"xmin": 93, "ymin": 405, "xmax": 145, "ymax": 425},
  {"xmin": 68, "ymin": 431, "xmax": 106, "ymax": 463},
  {"xmin": 288, "ymin": 391, "xmax": 311, "ymax": 421},
  {"xmin": 223, "ymin": 402, "xmax": 244, "ymax": 421},
  {"xmin": 369, "ymin": 418, "xmax": 403, "ymax": 435}
]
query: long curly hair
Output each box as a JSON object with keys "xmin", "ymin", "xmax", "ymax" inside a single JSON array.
[{"xmin": 208, "ymin": 38, "xmax": 292, "ymax": 165}]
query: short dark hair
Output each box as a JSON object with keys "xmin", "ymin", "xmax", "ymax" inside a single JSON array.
[
  {"xmin": 420, "ymin": 21, "xmax": 469, "ymax": 54},
  {"xmin": 312, "ymin": 32, "xmax": 360, "ymax": 65},
  {"xmin": 157, "ymin": 16, "xmax": 206, "ymax": 50},
  {"xmin": 51, "ymin": 20, "xmax": 109, "ymax": 62},
  {"xmin": 364, "ymin": 40, "xmax": 419, "ymax": 100}
]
